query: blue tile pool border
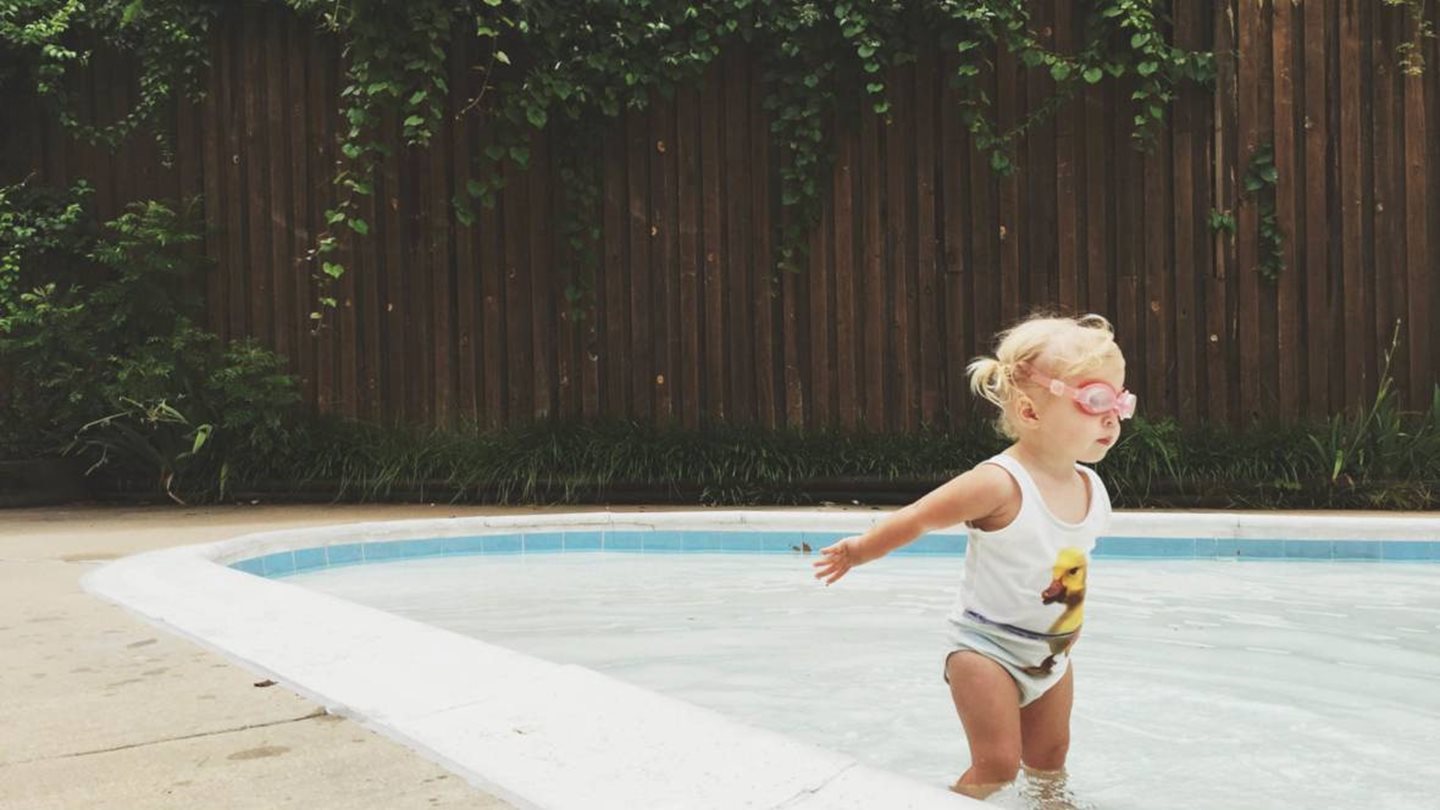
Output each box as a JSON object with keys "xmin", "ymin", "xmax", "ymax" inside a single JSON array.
[{"xmin": 230, "ymin": 530, "xmax": 1440, "ymax": 578}]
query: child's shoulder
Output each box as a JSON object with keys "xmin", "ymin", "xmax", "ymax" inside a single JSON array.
[{"xmin": 959, "ymin": 458, "xmax": 1023, "ymax": 504}]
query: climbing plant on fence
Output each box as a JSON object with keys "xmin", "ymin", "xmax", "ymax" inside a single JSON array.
[{"xmin": 1, "ymin": 0, "xmax": 1213, "ymax": 315}]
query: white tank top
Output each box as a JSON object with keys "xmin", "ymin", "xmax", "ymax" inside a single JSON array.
[{"xmin": 949, "ymin": 453, "xmax": 1111, "ymax": 638}]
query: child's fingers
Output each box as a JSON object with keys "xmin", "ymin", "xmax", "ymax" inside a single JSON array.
[
  {"xmin": 811, "ymin": 541, "xmax": 853, "ymax": 585},
  {"xmin": 813, "ymin": 560, "xmax": 849, "ymax": 584}
]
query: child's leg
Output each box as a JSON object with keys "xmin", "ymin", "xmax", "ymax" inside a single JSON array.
[
  {"xmin": 1019, "ymin": 662, "xmax": 1074, "ymax": 772},
  {"xmin": 945, "ymin": 650, "xmax": 1023, "ymax": 798}
]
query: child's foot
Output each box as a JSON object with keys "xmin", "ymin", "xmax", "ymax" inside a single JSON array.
[
  {"xmin": 950, "ymin": 776, "xmax": 1009, "ymax": 800},
  {"xmin": 1020, "ymin": 766, "xmax": 1086, "ymax": 810}
]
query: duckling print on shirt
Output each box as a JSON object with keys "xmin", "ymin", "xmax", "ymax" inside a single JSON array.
[{"xmin": 1021, "ymin": 547, "xmax": 1087, "ymax": 676}]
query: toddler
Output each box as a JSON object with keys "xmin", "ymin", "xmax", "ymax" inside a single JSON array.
[{"xmin": 813, "ymin": 313, "xmax": 1132, "ymax": 799}]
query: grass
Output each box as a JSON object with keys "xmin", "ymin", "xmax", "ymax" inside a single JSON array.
[{"xmin": 90, "ymin": 379, "xmax": 1439, "ymax": 510}]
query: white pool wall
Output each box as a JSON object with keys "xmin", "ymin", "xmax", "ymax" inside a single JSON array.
[{"xmin": 83, "ymin": 510, "xmax": 1439, "ymax": 810}]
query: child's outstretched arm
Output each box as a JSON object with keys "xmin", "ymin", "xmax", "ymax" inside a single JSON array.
[{"xmin": 812, "ymin": 464, "xmax": 1014, "ymax": 585}]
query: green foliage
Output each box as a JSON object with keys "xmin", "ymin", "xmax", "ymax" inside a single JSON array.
[
  {"xmin": 2, "ymin": 1, "xmax": 1213, "ymax": 315},
  {"xmin": 0, "ymin": 187, "xmax": 300, "ymax": 501},
  {"xmin": 1383, "ymin": 0, "xmax": 1435, "ymax": 76},
  {"xmin": 1206, "ymin": 207, "xmax": 1235, "ymax": 234},
  {"xmin": 0, "ymin": 0, "xmax": 219, "ymax": 157},
  {"xmin": 194, "ymin": 398, "xmax": 1438, "ymax": 510},
  {"xmin": 0, "ymin": 177, "xmax": 94, "ymax": 316},
  {"xmin": 233, "ymin": 417, "xmax": 1009, "ymax": 506},
  {"xmin": 947, "ymin": 0, "xmax": 1212, "ymax": 173},
  {"xmin": 1308, "ymin": 322, "xmax": 1440, "ymax": 502},
  {"xmin": 69, "ymin": 332, "xmax": 299, "ymax": 503},
  {"xmin": 1241, "ymin": 142, "xmax": 1283, "ymax": 283}
]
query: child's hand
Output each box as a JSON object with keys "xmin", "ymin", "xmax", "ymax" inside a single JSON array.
[{"xmin": 812, "ymin": 536, "xmax": 863, "ymax": 586}]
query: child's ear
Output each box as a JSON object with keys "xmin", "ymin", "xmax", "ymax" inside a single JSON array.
[{"xmin": 1015, "ymin": 394, "xmax": 1041, "ymax": 428}]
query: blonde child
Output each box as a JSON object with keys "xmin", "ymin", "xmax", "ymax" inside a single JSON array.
[{"xmin": 812, "ymin": 313, "xmax": 1132, "ymax": 799}]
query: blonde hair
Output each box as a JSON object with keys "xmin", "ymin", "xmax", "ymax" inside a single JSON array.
[{"xmin": 966, "ymin": 313, "xmax": 1125, "ymax": 439}]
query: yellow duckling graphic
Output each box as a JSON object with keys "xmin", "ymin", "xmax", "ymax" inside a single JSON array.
[{"xmin": 1022, "ymin": 547, "xmax": 1087, "ymax": 676}]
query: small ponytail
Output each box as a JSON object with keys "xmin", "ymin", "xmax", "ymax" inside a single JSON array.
[{"xmin": 966, "ymin": 356, "xmax": 1014, "ymax": 410}]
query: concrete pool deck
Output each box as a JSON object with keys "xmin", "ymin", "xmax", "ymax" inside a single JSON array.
[
  {"xmin": 3, "ymin": 503, "xmax": 1436, "ymax": 809},
  {"xmin": 0, "ymin": 503, "xmax": 573, "ymax": 810}
]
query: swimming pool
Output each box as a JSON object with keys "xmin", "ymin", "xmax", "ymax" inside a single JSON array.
[
  {"xmin": 292, "ymin": 551, "xmax": 1440, "ymax": 809},
  {"xmin": 84, "ymin": 511, "xmax": 1440, "ymax": 810}
]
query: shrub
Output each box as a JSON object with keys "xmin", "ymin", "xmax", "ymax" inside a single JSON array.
[{"xmin": 0, "ymin": 181, "xmax": 299, "ymax": 502}]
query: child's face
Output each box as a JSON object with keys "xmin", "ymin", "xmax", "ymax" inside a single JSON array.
[{"xmin": 1023, "ymin": 356, "xmax": 1127, "ymax": 464}]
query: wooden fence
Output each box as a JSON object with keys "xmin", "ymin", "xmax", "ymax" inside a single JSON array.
[{"xmin": 2, "ymin": 1, "xmax": 1437, "ymax": 431}]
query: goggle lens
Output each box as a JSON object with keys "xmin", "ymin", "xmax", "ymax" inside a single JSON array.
[
  {"xmin": 1077, "ymin": 385, "xmax": 1115, "ymax": 414},
  {"xmin": 1075, "ymin": 383, "xmax": 1135, "ymax": 419}
]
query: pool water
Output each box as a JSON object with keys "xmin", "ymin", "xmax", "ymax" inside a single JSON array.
[{"xmin": 293, "ymin": 553, "xmax": 1440, "ymax": 810}]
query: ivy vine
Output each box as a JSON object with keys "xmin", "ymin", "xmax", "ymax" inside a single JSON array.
[
  {"xmin": 0, "ymin": 0, "xmax": 217, "ymax": 159},
  {"xmin": 1207, "ymin": 142, "xmax": 1283, "ymax": 283},
  {"xmin": 1383, "ymin": 0, "xmax": 1434, "ymax": 76},
  {"xmin": 1241, "ymin": 142, "xmax": 1282, "ymax": 283},
  {"xmin": 1, "ymin": 0, "xmax": 1214, "ymax": 317}
]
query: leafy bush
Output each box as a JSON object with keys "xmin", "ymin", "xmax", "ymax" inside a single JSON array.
[
  {"xmin": 0, "ymin": 181, "xmax": 299, "ymax": 502},
  {"xmin": 0, "ymin": 178, "xmax": 96, "ymax": 316}
]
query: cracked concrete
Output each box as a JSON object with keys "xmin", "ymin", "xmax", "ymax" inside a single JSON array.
[{"xmin": 0, "ymin": 503, "xmax": 554, "ymax": 810}]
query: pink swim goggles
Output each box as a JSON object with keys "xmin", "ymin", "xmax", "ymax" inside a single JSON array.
[{"xmin": 1024, "ymin": 366, "xmax": 1136, "ymax": 420}]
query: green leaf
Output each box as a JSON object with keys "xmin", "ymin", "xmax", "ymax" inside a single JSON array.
[
  {"xmin": 409, "ymin": 89, "xmax": 428, "ymax": 105},
  {"xmin": 467, "ymin": 178, "xmax": 485, "ymax": 197},
  {"xmin": 322, "ymin": 262, "xmax": 345, "ymax": 279},
  {"xmin": 121, "ymin": 0, "xmax": 144, "ymax": 27},
  {"xmin": 1050, "ymin": 63, "xmax": 1072, "ymax": 81},
  {"xmin": 526, "ymin": 106, "xmax": 548, "ymax": 128},
  {"xmin": 348, "ymin": 218, "xmax": 370, "ymax": 236},
  {"xmin": 191, "ymin": 424, "xmax": 212, "ymax": 455},
  {"xmin": 495, "ymin": 50, "xmax": 511, "ymax": 65},
  {"xmin": 1137, "ymin": 61, "xmax": 1158, "ymax": 77},
  {"xmin": 1083, "ymin": 67, "xmax": 1104, "ymax": 84},
  {"xmin": 404, "ymin": 115, "xmax": 425, "ymax": 128}
]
